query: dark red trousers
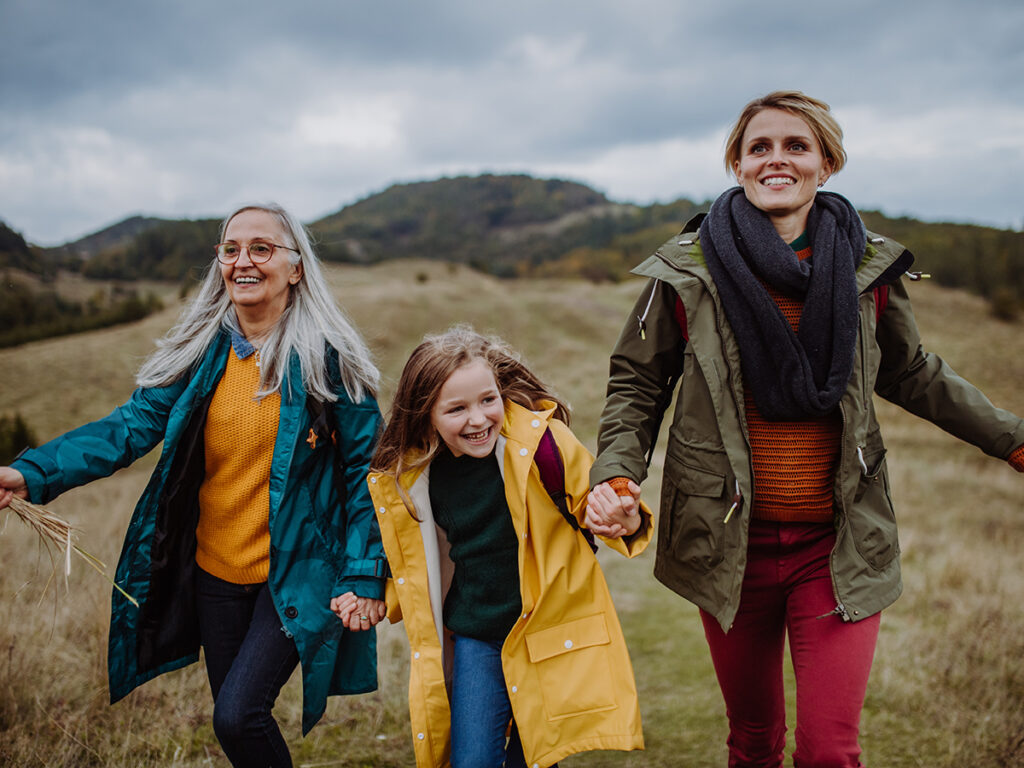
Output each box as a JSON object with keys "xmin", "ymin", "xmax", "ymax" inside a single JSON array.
[{"xmin": 700, "ymin": 520, "xmax": 880, "ymax": 768}]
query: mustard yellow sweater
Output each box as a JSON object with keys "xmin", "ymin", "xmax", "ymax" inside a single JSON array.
[{"xmin": 196, "ymin": 347, "xmax": 279, "ymax": 584}]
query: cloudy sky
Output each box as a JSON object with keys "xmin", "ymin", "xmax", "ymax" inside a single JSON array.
[{"xmin": 2, "ymin": 0, "xmax": 1022, "ymax": 245}]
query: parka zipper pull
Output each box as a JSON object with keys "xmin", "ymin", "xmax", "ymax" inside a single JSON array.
[
  {"xmin": 723, "ymin": 480, "xmax": 741, "ymax": 523},
  {"xmin": 905, "ymin": 270, "xmax": 931, "ymax": 281},
  {"xmin": 816, "ymin": 603, "xmax": 851, "ymax": 621}
]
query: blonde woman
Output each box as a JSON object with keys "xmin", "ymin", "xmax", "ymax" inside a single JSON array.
[{"xmin": 591, "ymin": 91, "xmax": 1024, "ymax": 766}]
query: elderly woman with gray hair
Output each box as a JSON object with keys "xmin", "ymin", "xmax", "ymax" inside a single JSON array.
[{"xmin": 0, "ymin": 203, "xmax": 387, "ymax": 767}]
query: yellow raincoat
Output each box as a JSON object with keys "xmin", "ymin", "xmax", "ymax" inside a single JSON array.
[{"xmin": 367, "ymin": 400, "xmax": 652, "ymax": 768}]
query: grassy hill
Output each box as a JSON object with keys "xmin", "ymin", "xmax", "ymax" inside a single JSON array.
[{"xmin": 0, "ymin": 264, "xmax": 1021, "ymax": 766}]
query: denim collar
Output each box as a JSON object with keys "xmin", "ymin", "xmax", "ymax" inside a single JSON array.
[{"xmin": 230, "ymin": 327, "xmax": 257, "ymax": 360}]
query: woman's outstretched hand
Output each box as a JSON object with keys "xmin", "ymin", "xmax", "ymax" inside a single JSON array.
[
  {"xmin": 585, "ymin": 478, "xmax": 642, "ymax": 538},
  {"xmin": 330, "ymin": 592, "xmax": 387, "ymax": 631},
  {"xmin": 0, "ymin": 467, "xmax": 27, "ymax": 510}
]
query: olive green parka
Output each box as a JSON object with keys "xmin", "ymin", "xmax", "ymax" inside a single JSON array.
[{"xmin": 591, "ymin": 215, "xmax": 1024, "ymax": 631}]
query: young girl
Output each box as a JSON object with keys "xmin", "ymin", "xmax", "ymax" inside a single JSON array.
[{"xmin": 365, "ymin": 327, "xmax": 652, "ymax": 768}]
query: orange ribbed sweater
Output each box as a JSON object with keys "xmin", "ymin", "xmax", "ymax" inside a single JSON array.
[
  {"xmin": 746, "ymin": 240, "xmax": 841, "ymax": 523},
  {"xmin": 196, "ymin": 347, "xmax": 279, "ymax": 584}
]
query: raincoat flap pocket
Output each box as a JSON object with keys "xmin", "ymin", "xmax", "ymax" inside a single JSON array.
[{"xmin": 525, "ymin": 613, "xmax": 610, "ymax": 663}]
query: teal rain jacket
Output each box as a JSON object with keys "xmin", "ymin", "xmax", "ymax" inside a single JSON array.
[{"xmin": 13, "ymin": 330, "xmax": 386, "ymax": 733}]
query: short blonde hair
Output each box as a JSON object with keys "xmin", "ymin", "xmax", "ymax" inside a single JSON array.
[{"xmin": 724, "ymin": 90, "xmax": 846, "ymax": 177}]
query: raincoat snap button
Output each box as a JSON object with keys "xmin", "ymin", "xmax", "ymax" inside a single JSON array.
[
  {"xmin": 511, "ymin": 685, "xmax": 518, "ymax": 693},
  {"xmin": 370, "ymin": 477, "xmax": 377, "ymax": 483},
  {"xmin": 564, "ymin": 639, "xmax": 573, "ymax": 649},
  {"xmin": 397, "ymin": 577, "xmax": 405, "ymax": 585},
  {"xmin": 379, "ymin": 506, "xmax": 386, "ymax": 514},
  {"xmin": 531, "ymin": 419, "xmax": 540, "ymax": 428},
  {"xmin": 417, "ymin": 733, "xmax": 424, "ymax": 740},
  {"xmin": 519, "ymin": 448, "xmax": 528, "ymax": 456},
  {"xmin": 414, "ymin": 651, "xmax": 421, "ymax": 659},
  {"xmin": 284, "ymin": 606, "xmax": 298, "ymax": 619}
]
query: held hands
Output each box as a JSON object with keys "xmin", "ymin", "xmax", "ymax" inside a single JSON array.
[
  {"xmin": 330, "ymin": 592, "xmax": 386, "ymax": 632},
  {"xmin": 585, "ymin": 478, "xmax": 642, "ymax": 539},
  {"xmin": 0, "ymin": 467, "xmax": 28, "ymax": 510}
]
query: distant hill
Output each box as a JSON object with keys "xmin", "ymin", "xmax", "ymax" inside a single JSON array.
[
  {"xmin": 50, "ymin": 215, "xmax": 170, "ymax": 260},
  {"xmin": 309, "ymin": 174, "xmax": 700, "ymax": 276},
  {"xmin": 43, "ymin": 175, "xmax": 705, "ymax": 281},
  {"xmin": 0, "ymin": 221, "xmax": 46, "ymax": 277},
  {"xmin": 5, "ymin": 173, "xmax": 1023, "ymax": 326},
  {"xmin": 78, "ymin": 217, "xmax": 220, "ymax": 281}
]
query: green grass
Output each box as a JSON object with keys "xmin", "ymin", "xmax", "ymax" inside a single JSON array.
[{"xmin": 0, "ymin": 262, "xmax": 1021, "ymax": 766}]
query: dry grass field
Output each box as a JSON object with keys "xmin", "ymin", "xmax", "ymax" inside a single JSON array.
[{"xmin": 0, "ymin": 260, "xmax": 1021, "ymax": 767}]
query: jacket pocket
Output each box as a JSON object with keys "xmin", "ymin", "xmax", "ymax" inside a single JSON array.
[
  {"xmin": 525, "ymin": 613, "xmax": 616, "ymax": 720},
  {"xmin": 659, "ymin": 445, "xmax": 728, "ymax": 570},
  {"xmin": 849, "ymin": 444, "xmax": 899, "ymax": 570}
]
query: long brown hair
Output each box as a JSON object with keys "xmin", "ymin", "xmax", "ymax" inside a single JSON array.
[{"xmin": 373, "ymin": 326, "xmax": 569, "ymax": 488}]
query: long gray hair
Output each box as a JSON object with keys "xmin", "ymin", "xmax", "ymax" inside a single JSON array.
[{"xmin": 136, "ymin": 203, "xmax": 378, "ymax": 403}]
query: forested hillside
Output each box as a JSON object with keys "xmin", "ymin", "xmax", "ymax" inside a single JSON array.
[
  {"xmin": 3, "ymin": 173, "xmax": 1022, "ymax": 348},
  {"xmin": 1, "ymin": 220, "xmax": 167, "ymax": 347}
]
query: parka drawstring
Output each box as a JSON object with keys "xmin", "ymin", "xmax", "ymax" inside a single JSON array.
[
  {"xmin": 637, "ymin": 279, "xmax": 660, "ymax": 340},
  {"xmin": 724, "ymin": 479, "xmax": 742, "ymax": 523},
  {"xmin": 856, "ymin": 446, "xmax": 869, "ymax": 475}
]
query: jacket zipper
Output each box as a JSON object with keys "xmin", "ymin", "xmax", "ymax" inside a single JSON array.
[{"xmin": 825, "ymin": 401, "xmax": 858, "ymax": 622}]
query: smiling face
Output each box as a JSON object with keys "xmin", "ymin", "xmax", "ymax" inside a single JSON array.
[
  {"xmin": 219, "ymin": 209, "xmax": 303, "ymax": 331},
  {"xmin": 430, "ymin": 357, "xmax": 505, "ymax": 458},
  {"xmin": 734, "ymin": 108, "xmax": 834, "ymax": 240}
]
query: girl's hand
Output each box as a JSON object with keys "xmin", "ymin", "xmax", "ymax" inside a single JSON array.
[
  {"xmin": 330, "ymin": 592, "xmax": 386, "ymax": 631},
  {"xmin": 585, "ymin": 479, "xmax": 642, "ymax": 539},
  {"xmin": 0, "ymin": 467, "xmax": 28, "ymax": 510}
]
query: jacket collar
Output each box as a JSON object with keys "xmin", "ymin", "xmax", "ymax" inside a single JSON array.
[
  {"xmin": 229, "ymin": 326, "xmax": 258, "ymax": 360},
  {"xmin": 501, "ymin": 400, "xmax": 557, "ymax": 442}
]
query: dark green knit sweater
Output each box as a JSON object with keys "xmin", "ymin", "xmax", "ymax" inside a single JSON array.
[{"xmin": 429, "ymin": 448, "xmax": 521, "ymax": 641}]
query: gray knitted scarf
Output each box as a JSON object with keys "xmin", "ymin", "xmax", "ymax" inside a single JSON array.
[{"xmin": 699, "ymin": 187, "xmax": 866, "ymax": 419}]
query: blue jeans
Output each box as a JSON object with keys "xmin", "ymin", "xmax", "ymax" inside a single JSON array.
[
  {"xmin": 196, "ymin": 568, "xmax": 300, "ymax": 768},
  {"xmin": 450, "ymin": 634, "xmax": 556, "ymax": 768}
]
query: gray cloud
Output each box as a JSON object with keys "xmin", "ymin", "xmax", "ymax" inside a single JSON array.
[{"xmin": 2, "ymin": 0, "xmax": 1022, "ymax": 243}]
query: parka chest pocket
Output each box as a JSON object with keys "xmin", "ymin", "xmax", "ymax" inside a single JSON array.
[
  {"xmin": 525, "ymin": 614, "xmax": 616, "ymax": 720},
  {"xmin": 677, "ymin": 348, "xmax": 727, "ymax": 449}
]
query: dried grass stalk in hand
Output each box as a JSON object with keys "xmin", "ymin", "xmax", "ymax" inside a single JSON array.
[{"xmin": 6, "ymin": 496, "xmax": 139, "ymax": 607}]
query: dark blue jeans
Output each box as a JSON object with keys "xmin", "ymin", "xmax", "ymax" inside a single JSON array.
[
  {"xmin": 196, "ymin": 567, "xmax": 300, "ymax": 768},
  {"xmin": 450, "ymin": 634, "xmax": 556, "ymax": 768}
]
